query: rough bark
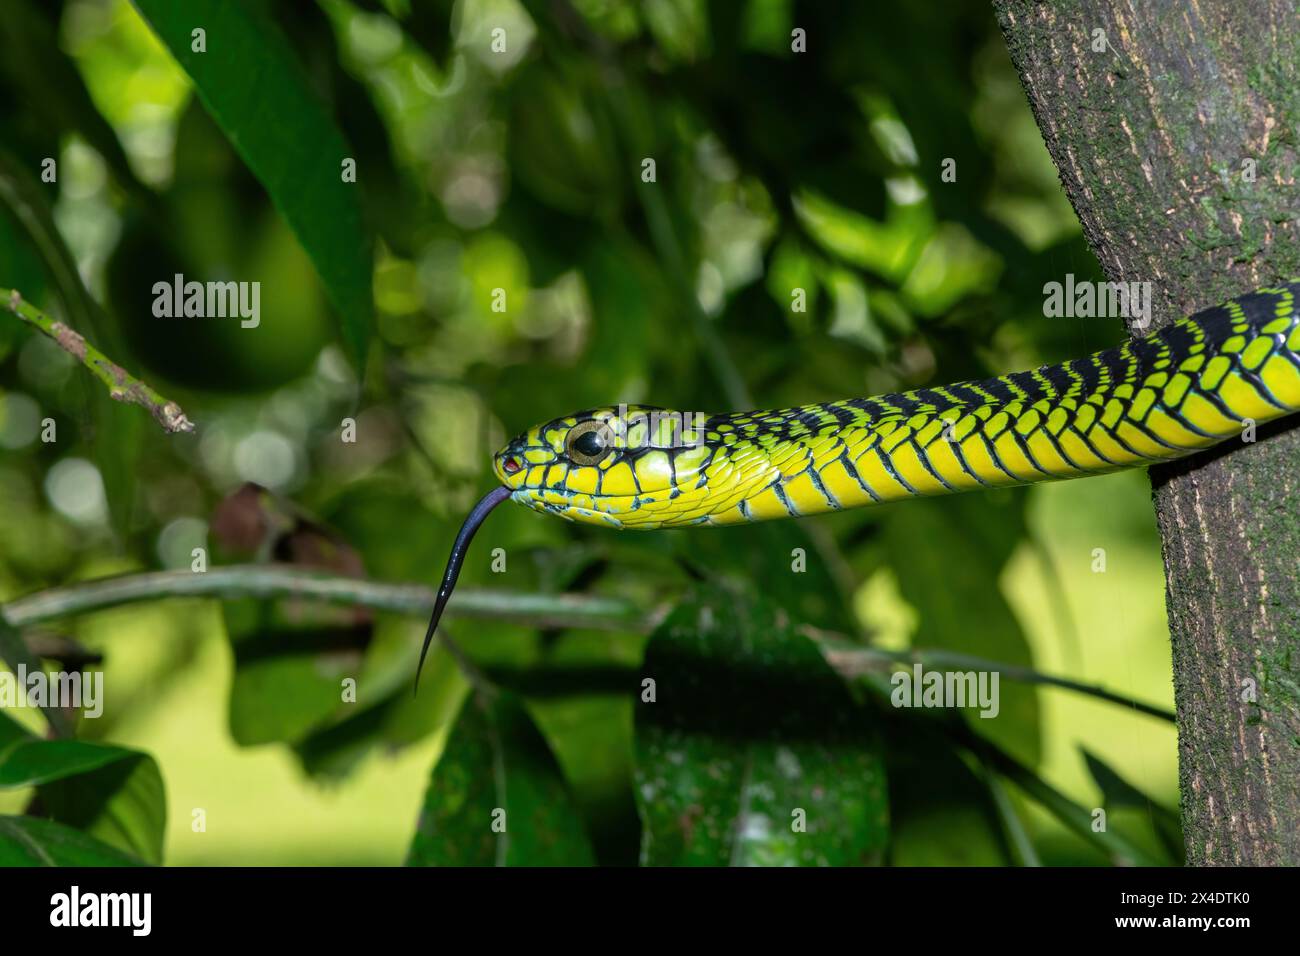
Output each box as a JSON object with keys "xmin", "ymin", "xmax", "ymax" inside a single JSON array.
[{"xmin": 994, "ymin": 0, "xmax": 1300, "ymax": 865}]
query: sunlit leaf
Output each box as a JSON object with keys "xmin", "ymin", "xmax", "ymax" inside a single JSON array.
[
  {"xmin": 0, "ymin": 815, "xmax": 147, "ymax": 867},
  {"xmin": 793, "ymin": 189, "xmax": 926, "ymax": 281},
  {"xmin": 0, "ymin": 715, "xmax": 166, "ymax": 864},
  {"xmin": 38, "ymin": 753, "xmax": 166, "ymax": 866}
]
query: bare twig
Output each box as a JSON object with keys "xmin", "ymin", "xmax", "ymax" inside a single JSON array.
[
  {"xmin": 1, "ymin": 564, "xmax": 659, "ymax": 633},
  {"xmin": 0, "ymin": 564, "xmax": 1173, "ymax": 719},
  {"xmin": 1, "ymin": 287, "xmax": 194, "ymax": 434}
]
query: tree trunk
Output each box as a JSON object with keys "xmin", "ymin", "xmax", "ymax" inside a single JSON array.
[{"xmin": 994, "ymin": 0, "xmax": 1300, "ymax": 865}]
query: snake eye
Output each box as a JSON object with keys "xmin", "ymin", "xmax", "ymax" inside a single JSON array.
[{"xmin": 565, "ymin": 420, "xmax": 613, "ymax": 466}]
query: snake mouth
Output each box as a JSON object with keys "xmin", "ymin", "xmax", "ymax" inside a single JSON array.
[{"xmin": 492, "ymin": 442, "xmax": 550, "ymax": 490}]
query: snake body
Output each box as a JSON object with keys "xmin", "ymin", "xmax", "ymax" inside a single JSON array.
[
  {"xmin": 415, "ymin": 283, "xmax": 1300, "ymax": 685},
  {"xmin": 492, "ymin": 284, "xmax": 1300, "ymax": 529}
]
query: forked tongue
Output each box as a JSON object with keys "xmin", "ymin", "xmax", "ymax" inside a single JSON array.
[{"xmin": 414, "ymin": 485, "xmax": 513, "ymax": 693}]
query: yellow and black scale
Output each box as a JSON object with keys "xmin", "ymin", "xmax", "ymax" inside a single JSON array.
[{"xmin": 492, "ymin": 283, "xmax": 1300, "ymax": 530}]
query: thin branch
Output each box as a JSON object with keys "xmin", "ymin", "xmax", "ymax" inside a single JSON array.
[
  {"xmin": 1, "ymin": 287, "xmax": 194, "ymax": 434},
  {"xmin": 1, "ymin": 565, "xmax": 659, "ymax": 633},
  {"xmin": 1, "ymin": 565, "xmax": 1173, "ymax": 720}
]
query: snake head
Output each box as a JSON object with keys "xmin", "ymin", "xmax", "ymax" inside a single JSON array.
[{"xmin": 493, "ymin": 404, "xmax": 714, "ymax": 529}]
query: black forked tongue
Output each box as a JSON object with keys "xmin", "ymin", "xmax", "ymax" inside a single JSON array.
[{"xmin": 414, "ymin": 485, "xmax": 513, "ymax": 693}]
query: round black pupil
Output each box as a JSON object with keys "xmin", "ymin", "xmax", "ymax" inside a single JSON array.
[{"xmin": 573, "ymin": 429, "xmax": 605, "ymax": 458}]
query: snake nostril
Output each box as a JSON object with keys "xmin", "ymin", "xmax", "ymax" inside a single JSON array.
[{"xmin": 502, "ymin": 456, "xmax": 522, "ymax": 475}]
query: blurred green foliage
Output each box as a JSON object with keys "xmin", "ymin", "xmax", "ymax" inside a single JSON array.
[{"xmin": 0, "ymin": 0, "xmax": 1180, "ymax": 866}]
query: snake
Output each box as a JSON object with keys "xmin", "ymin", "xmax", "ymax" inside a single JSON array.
[{"xmin": 415, "ymin": 282, "xmax": 1300, "ymax": 686}]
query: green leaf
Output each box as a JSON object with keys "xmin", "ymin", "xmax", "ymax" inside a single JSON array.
[
  {"xmin": 280, "ymin": 2, "xmax": 424, "ymax": 257},
  {"xmin": 766, "ymin": 236, "xmax": 820, "ymax": 334},
  {"xmin": 407, "ymin": 691, "xmax": 596, "ymax": 866},
  {"xmin": 0, "ymin": 739, "xmax": 128, "ymax": 787},
  {"xmin": 0, "ymin": 617, "xmax": 73, "ymax": 738},
  {"xmin": 1082, "ymin": 748, "xmax": 1183, "ymax": 863},
  {"xmin": 0, "ymin": 815, "xmax": 147, "ymax": 867},
  {"xmin": 0, "ymin": 733, "xmax": 167, "ymax": 865},
  {"xmin": 38, "ymin": 754, "xmax": 167, "ymax": 866},
  {"xmin": 793, "ymin": 189, "xmax": 925, "ymax": 282},
  {"xmin": 293, "ymin": 623, "xmax": 468, "ymax": 779},
  {"xmin": 635, "ymin": 584, "xmax": 889, "ymax": 866},
  {"xmin": 225, "ymin": 620, "xmax": 366, "ymax": 747},
  {"xmin": 1082, "ymin": 748, "xmax": 1164, "ymax": 812},
  {"xmin": 131, "ymin": 0, "xmax": 374, "ymax": 368}
]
